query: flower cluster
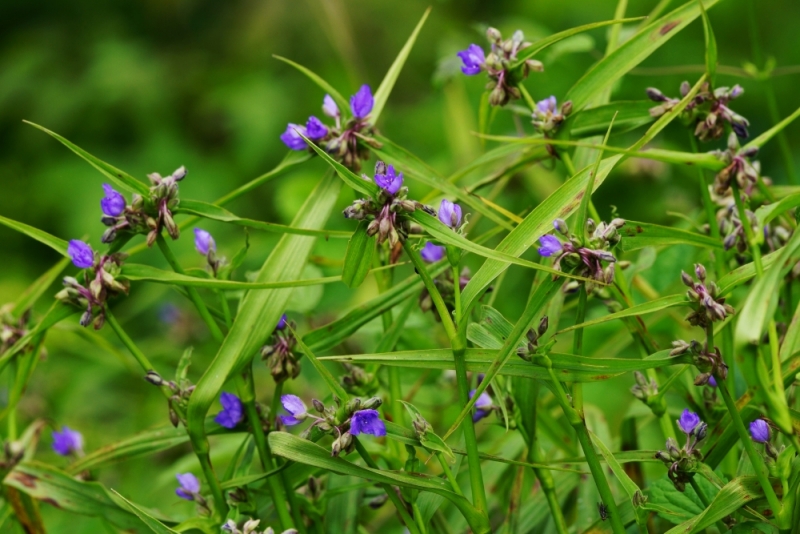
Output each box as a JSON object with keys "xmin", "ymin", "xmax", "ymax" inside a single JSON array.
[
  {"xmin": 340, "ymin": 362, "xmax": 378, "ymax": 397},
  {"xmin": 655, "ymin": 409, "xmax": 708, "ymax": 491},
  {"xmin": 56, "ymin": 241, "xmax": 129, "ymax": 329},
  {"xmin": 260, "ymin": 314, "xmax": 300, "ymax": 383},
  {"xmin": 712, "ymin": 201, "xmax": 760, "ymax": 254},
  {"xmin": 278, "ymin": 394, "xmax": 385, "ymax": 456},
  {"xmin": 1, "ymin": 307, "xmax": 30, "ymax": 356},
  {"xmin": 223, "ymin": 518, "xmax": 298, "ymax": 534},
  {"xmin": 193, "ymin": 228, "xmax": 225, "ymax": 276},
  {"xmin": 630, "ymin": 371, "xmax": 659, "ymax": 404},
  {"xmin": 52, "ymin": 426, "xmax": 83, "ymax": 457},
  {"xmin": 647, "ymin": 82, "xmax": 749, "ymax": 141},
  {"xmin": 145, "ymin": 361, "xmax": 201, "ymax": 428},
  {"xmin": 280, "ymin": 87, "xmax": 381, "ymax": 171},
  {"xmin": 669, "ymin": 338, "xmax": 728, "ymax": 386},
  {"xmin": 531, "ymin": 95, "xmax": 572, "ymax": 141},
  {"xmin": 680, "ymin": 264, "xmax": 734, "ymax": 328},
  {"xmin": 100, "ymin": 167, "xmax": 188, "ymax": 247},
  {"xmin": 343, "ymin": 161, "xmax": 433, "ymax": 247},
  {"xmin": 458, "ymin": 28, "xmax": 544, "ymax": 107},
  {"xmin": 537, "ymin": 218, "xmax": 624, "ymax": 293},
  {"xmin": 516, "ymin": 316, "xmax": 550, "ymax": 362},
  {"xmin": 710, "ymin": 133, "xmax": 761, "ymax": 196}
]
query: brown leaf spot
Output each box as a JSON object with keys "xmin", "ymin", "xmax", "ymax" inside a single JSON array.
[
  {"xmin": 42, "ymin": 498, "xmax": 60, "ymax": 509},
  {"xmin": 594, "ymin": 375, "xmax": 611, "ymax": 380},
  {"xmin": 659, "ymin": 20, "xmax": 681, "ymax": 35},
  {"xmin": 11, "ymin": 472, "xmax": 38, "ymax": 489}
]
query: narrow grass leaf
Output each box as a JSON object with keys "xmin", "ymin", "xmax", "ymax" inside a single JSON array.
[
  {"xmin": 618, "ymin": 221, "xmax": 722, "ymax": 251},
  {"xmin": 341, "ymin": 221, "xmax": 375, "ymax": 288},
  {"xmin": 699, "ymin": 0, "xmax": 718, "ymax": 85},
  {"xmin": 0, "ymin": 214, "xmax": 69, "ymax": 256},
  {"xmin": 272, "ymin": 56, "xmax": 349, "ymax": 113},
  {"xmin": 109, "ymin": 491, "xmax": 178, "ymax": 534}
]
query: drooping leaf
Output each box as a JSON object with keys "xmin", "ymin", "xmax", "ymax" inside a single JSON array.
[
  {"xmin": 0, "ymin": 214, "xmax": 70, "ymax": 256},
  {"xmin": 11, "ymin": 258, "xmax": 71, "ymax": 317},
  {"xmin": 556, "ymin": 294, "xmax": 687, "ymax": 334},
  {"xmin": 618, "ymin": 221, "xmax": 722, "ymax": 252},
  {"xmin": 272, "ymin": 56, "xmax": 350, "ymax": 113},
  {"xmin": 699, "ymin": 0, "xmax": 718, "ymax": 85},
  {"xmin": 108, "ymin": 491, "xmax": 179, "ymax": 534}
]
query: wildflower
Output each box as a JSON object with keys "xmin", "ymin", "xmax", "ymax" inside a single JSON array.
[
  {"xmin": 52, "ymin": 427, "xmax": 83, "ymax": 456},
  {"xmin": 630, "ymin": 371, "xmax": 659, "ymax": 403},
  {"xmin": 214, "ymin": 392, "xmax": 244, "ymax": 429},
  {"xmin": 456, "ymin": 44, "xmax": 485, "ymax": 75},
  {"xmin": 175, "ymin": 473, "xmax": 200, "ymax": 501},
  {"xmin": 374, "ymin": 164, "xmax": 403, "ymax": 195},
  {"xmin": 749, "ymin": 419, "xmax": 770, "ymax": 443},
  {"xmin": 707, "ymin": 376, "xmax": 717, "ymax": 388},
  {"xmin": 100, "ymin": 184, "xmax": 126, "ymax": 217},
  {"xmin": 677, "ymin": 409, "xmax": 701, "ymax": 435},
  {"xmin": 531, "ymin": 96, "xmax": 572, "ymax": 138},
  {"xmin": 280, "ymin": 123, "xmax": 308, "ymax": 151},
  {"xmin": 279, "ymin": 394, "xmax": 308, "ymax": 426},
  {"xmin": 711, "ymin": 133, "xmax": 761, "ymax": 196},
  {"xmin": 469, "ymin": 390, "xmax": 493, "ymax": 422},
  {"xmin": 421, "ymin": 242, "xmax": 445, "ymax": 263},
  {"xmin": 438, "ymin": 199, "xmax": 462, "ymax": 228},
  {"xmin": 68, "ymin": 240, "xmax": 95, "ymax": 269},
  {"xmin": 193, "ymin": 229, "xmax": 216, "ymax": 255},
  {"xmin": 322, "ymin": 94, "xmax": 340, "ymax": 118},
  {"xmin": 349, "ymin": 409, "xmax": 386, "ymax": 436},
  {"xmin": 681, "ymin": 264, "xmax": 734, "ymax": 327},
  {"xmin": 537, "ymin": 235, "xmax": 563, "ymax": 257},
  {"xmin": 305, "ymin": 116, "xmax": 329, "ymax": 140},
  {"xmin": 261, "ymin": 318, "xmax": 300, "ymax": 382},
  {"xmin": 276, "ymin": 313, "xmax": 288, "ymax": 330},
  {"xmin": 350, "ymin": 84, "xmax": 374, "ymax": 119}
]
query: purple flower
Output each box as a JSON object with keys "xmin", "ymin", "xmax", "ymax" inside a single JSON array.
[
  {"xmin": 470, "ymin": 389, "xmax": 493, "ymax": 422},
  {"xmin": 537, "ymin": 235, "xmax": 563, "ymax": 257},
  {"xmin": 68, "ymin": 240, "xmax": 94, "ymax": 269},
  {"xmin": 730, "ymin": 85, "xmax": 744, "ymax": 99},
  {"xmin": 749, "ymin": 419, "xmax": 770, "ymax": 443},
  {"xmin": 350, "ymin": 85, "xmax": 374, "ymax": 119},
  {"xmin": 175, "ymin": 473, "xmax": 200, "ymax": 501},
  {"xmin": 677, "ymin": 409, "xmax": 701, "ymax": 435},
  {"xmin": 100, "ymin": 183, "xmax": 126, "ymax": 217},
  {"xmin": 456, "ymin": 44, "xmax": 485, "ymax": 76},
  {"xmin": 279, "ymin": 394, "xmax": 308, "ymax": 426},
  {"xmin": 193, "ymin": 228, "xmax": 216, "ymax": 255},
  {"xmin": 421, "ymin": 242, "xmax": 445, "ymax": 263},
  {"xmin": 536, "ymin": 96, "xmax": 557, "ymax": 114},
  {"xmin": 214, "ymin": 392, "xmax": 244, "ymax": 429},
  {"xmin": 323, "ymin": 94, "xmax": 340, "ymax": 118},
  {"xmin": 350, "ymin": 409, "xmax": 386, "ymax": 437},
  {"xmin": 707, "ymin": 376, "xmax": 717, "ymax": 388},
  {"xmin": 276, "ymin": 313, "xmax": 288, "ymax": 330},
  {"xmin": 375, "ymin": 164, "xmax": 403, "ymax": 195},
  {"xmin": 306, "ymin": 116, "xmax": 329, "ymax": 140},
  {"xmin": 52, "ymin": 426, "xmax": 83, "ymax": 456},
  {"xmin": 438, "ymin": 199, "xmax": 462, "ymax": 228},
  {"xmin": 280, "ymin": 123, "xmax": 308, "ymax": 150}
]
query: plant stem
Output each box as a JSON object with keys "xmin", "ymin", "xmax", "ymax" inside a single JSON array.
[
  {"xmin": 235, "ymin": 372, "xmax": 299, "ymax": 532},
  {"xmin": 353, "ymin": 438, "xmax": 420, "ymax": 534},
  {"xmin": 689, "ymin": 477, "xmax": 727, "ymax": 533},
  {"xmin": 436, "ymin": 453, "xmax": 463, "ymax": 496},
  {"xmin": 452, "ymin": 266, "xmax": 462, "ymax": 326},
  {"xmin": 518, "ymin": 84, "xmax": 536, "ymax": 112},
  {"xmin": 402, "ymin": 241, "xmax": 487, "ymax": 512},
  {"xmin": 572, "ymin": 287, "xmax": 587, "ymax": 417},
  {"xmin": 156, "ymin": 235, "xmax": 224, "ymax": 343},
  {"xmin": 8, "ymin": 359, "xmax": 17, "ymax": 440}
]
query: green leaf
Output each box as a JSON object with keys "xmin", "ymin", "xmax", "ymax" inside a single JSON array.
[
  {"xmin": 186, "ymin": 174, "xmax": 341, "ymax": 457},
  {"xmin": 268, "ymin": 432, "xmax": 491, "ymax": 534},
  {"xmin": 120, "ymin": 263, "xmax": 341, "ymax": 290},
  {"xmin": 0, "ymin": 303, "xmax": 78, "ymax": 372},
  {"xmin": 646, "ymin": 476, "xmax": 706, "ymax": 524},
  {"xmin": 743, "ymin": 103, "xmax": 800, "ymax": 151},
  {"xmin": 108, "ymin": 491, "xmax": 178, "ymax": 534},
  {"xmin": 717, "ymin": 248, "xmax": 780, "ymax": 295},
  {"xmin": 699, "ymin": 0, "xmax": 718, "ymax": 85},
  {"xmin": 68, "ymin": 426, "xmax": 188, "ymax": 474},
  {"xmin": 567, "ymin": 101, "xmax": 656, "ymax": 138},
  {"xmin": 4, "ymin": 461, "xmax": 172, "ymax": 530},
  {"xmin": 371, "ymin": 8, "xmax": 431, "ymax": 124},
  {"xmin": 780, "ymin": 299, "xmax": 800, "ymax": 362},
  {"xmin": 589, "ymin": 430, "xmax": 648, "ymax": 529},
  {"xmin": 0, "ymin": 214, "xmax": 69, "ymax": 256},
  {"xmin": 397, "ymin": 401, "xmax": 455, "ymax": 462},
  {"xmin": 298, "ymin": 130, "xmax": 377, "ymax": 196},
  {"xmin": 556, "ymin": 294, "xmax": 687, "ymax": 334},
  {"xmin": 575, "ymin": 113, "xmax": 616, "ymax": 241},
  {"xmin": 272, "ymin": 56, "xmax": 350, "ymax": 114},
  {"xmin": 755, "ymin": 191, "xmax": 800, "ymax": 226},
  {"xmin": 11, "ymin": 258, "xmax": 70, "ymax": 317},
  {"xmin": 292, "ymin": 326, "xmax": 350, "ymax": 400},
  {"xmin": 213, "ymin": 150, "xmax": 312, "ymax": 207},
  {"xmin": 23, "ymin": 121, "xmax": 150, "ymax": 195},
  {"xmin": 664, "ymin": 476, "xmax": 763, "ymax": 534},
  {"xmin": 618, "ymin": 221, "xmax": 722, "ymax": 252},
  {"xmin": 341, "ymin": 221, "xmax": 375, "ymax": 288},
  {"xmin": 564, "ymin": 0, "xmax": 725, "ymax": 112},
  {"xmin": 176, "ymin": 200, "xmax": 351, "ymax": 239},
  {"xmin": 511, "ymin": 17, "xmax": 645, "ymax": 67}
]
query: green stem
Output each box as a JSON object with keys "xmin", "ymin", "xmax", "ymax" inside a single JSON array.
[
  {"xmin": 8, "ymin": 359, "xmax": 18, "ymax": 440},
  {"xmin": 156, "ymin": 235, "xmax": 224, "ymax": 343},
  {"xmin": 689, "ymin": 477, "xmax": 727, "ymax": 533},
  {"xmin": 235, "ymin": 372, "xmax": 299, "ymax": 532},
  {"xmin": 572, "ymin": 287, "xmax": 587, "ymax": 417},
  {"xmin": 436, "ymin": 453, "xmax": 463, "ymax": 496},
  {"xmin": 561, "ymin": 151, "xmax": 601, "ymax": 221},
  {"xmin": 105, "ymin": 311, "xmax": 160, "ymax": 382},
  {"xmin": 518, "ymin": 84, "xmax": 536, "ymax": 112},
  {"xmin": 402, "ymin": 241, "xmax": 487, "ymax": 512},
  {"xmin": 353, "ymin": 438, "xmax": 420, "ymax": 534},
  {"xmin": 195, "ymin": 451, "xmax": 229, "ymax": 520},
  {"xmin": 543, "ymin": 362, "xmax": 625, "ymax": 534},
  {"xmin": 452, "ymin": 266, "xmax": 462, "ymax": 326}
]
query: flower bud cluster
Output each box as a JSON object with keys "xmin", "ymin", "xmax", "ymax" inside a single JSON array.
[
  {"xmin": 145, "ymin": 369, "xmax": 196, "ymax": 427},
  {"xmin": 457, "ymin": 28, "xmax": 544, "ymax": 107},
  {"xmin": 340, "ymin": 362, "xmax": 377, "ymax": 396},
  {"xmin": 710, "ymin": 133, "xmax": 761, "ymax": 196},
  {"xmin": 630, "ymin": 371, "xmax": 659, "ymax": 403},
  {"xmin": 56, "ymin": 248, "xmax": 129, "ymax": 329},
  {"xmin": 279, "ymin": 394, "xmax": 385, "ymax": 457},
  {"xmin": 260, "ymin": 315, "xmax": 300, "ymax": 383},
  {"xmin": 343, "ymin": 161, "xmax": 433, "ymax": 247},
  {"xmin": 516, "ymin": 316, "xmax": 550, "ymax": 362},
  {"xmin": 222, "ymin": 519, "xmax": 298, "ymax": 534},
  {"xmin": 0, "ymin": 306, "xmax": 30, "ymax": 356},
  {"xmin": 280, "ymin": 87, "xmax": 381, "ymax": 171},
  {"xmin": 531, "ymin": 96, "xmax": 572, "ymax": 137},
  {"xmin": 669, "ymin": 339, "xmax": 728, "ymax": 386},
  {"xmin": 680, "ymin": 264, "xmax": 734, "ymax": 328},
  {"xmin": 538, "ymin": 218, "xmax": 625, "ymax": 293},
  {"xmin": 655, "ymin": 409, "xmax": 707, "ymax": 492},
  {"xmin": 647, "ymin": 82, "xmax": 749, "ymax": 141}
]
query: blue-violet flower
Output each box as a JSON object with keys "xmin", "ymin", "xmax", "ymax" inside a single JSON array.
[
  {"xmin": 214, "ymin": 392, "xmax": 244, "ymax": 429},
  {"xmin": 68, "ymin": 240, "xmax": 95, "ymax": 269},
  {"xmin": 350, "ymin": 85, "xmax": 374, "ymax": 119},
  {"xmin": 421, "ymin": 242, "xmax": 445, "ymax": 263},
  {"xmin": 306, "ymin": 116, "xmax": 328, "ymax": 140},
  {"xmin": 175, "ymin": 473, "xmax": 200, "ymax": 500},
  {"xmin": 280, "ymin": 124, "xmax": 308, "ymax": 151},
  {"xmin": 193, "ymin": 228, "xmax": 216, "ymax": 255},
  {"xmin": 374, "ymin": 164, "xmax": 403, "ymax": 195},
  {"xmin": 100, "ymin": 183, "xmax": 126, "ymax": 217},
  {"xmin": 677, "ymin": 409, "xmax": 701, "ymax": 435},
  {"xmin": 749, "ymin": 419, "xmax": 770, "ymax": 443},
  {"xmin": 279, "ymin": 394, "xmax": 308, "ymax": 426},
  {"xmin": 350, "ymin": 409, "xmax": 386, "ymax": 436},
  {"xmin": 438, "ymin": 199, "xmax": 462, "ymax": 228},
  {"xmin": 456, "ymin": 44, "xmax": 485, "ymax": 75},
  {"xmin": 52, "ymin": 426, "xmax": 83, "ymax": 456},
  {"xmin": 537, "ymin": 235, "xmax": 563, "ymax": 257}
]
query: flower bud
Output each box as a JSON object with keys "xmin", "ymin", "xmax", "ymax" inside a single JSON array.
[
  {"xmin": 553, "ymin": 218, "xmax": 569, "ymax": 235},
  {"xmin": 486, "ymin": 27, "xmax": 502, "ymax": 42},
  {"xmin": 560, "ymin": 100, "xmax": 573, "ymax": 116},
  {"xmin": 681, "ymin": 271, "xmax": 695, "ymax": 288},
  {"xmin": 646, "ymin": 87, "xmax": 667, "ymax": 102},
  {"xmin": 694, "ymin": 264, "xmax": 706, "ymax": 281},
  {"xmin": 312, "ymin": 399, "xmax": 325, "ymax": 413}
]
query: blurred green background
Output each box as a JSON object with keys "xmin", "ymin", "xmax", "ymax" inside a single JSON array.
[{"xmin": 2, "ymin": 0, "xmax": 800, "ymax": 531}]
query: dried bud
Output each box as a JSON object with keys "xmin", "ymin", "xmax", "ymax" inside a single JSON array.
[{"xmin": 312, "ymin": 399, "xmax": 325, "ymax": 413}]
